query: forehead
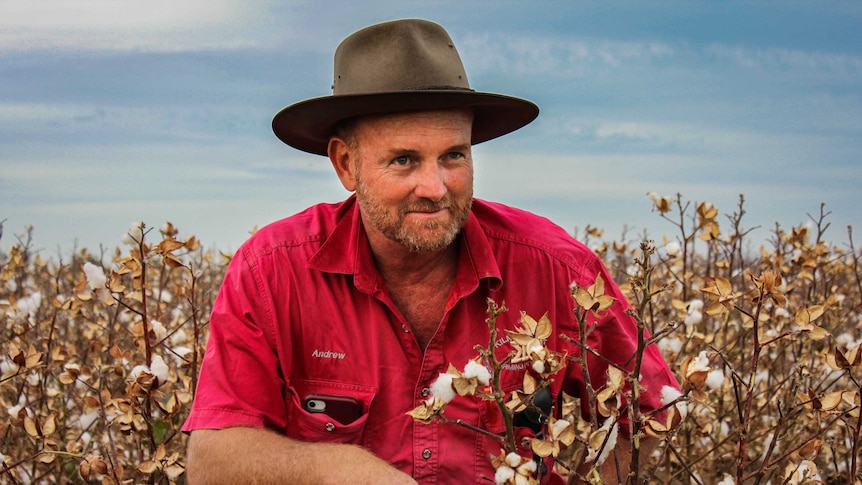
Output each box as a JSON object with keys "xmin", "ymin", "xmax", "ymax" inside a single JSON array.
[{"xmin": 352, "ymin": 108, "xmax": 474, "ymax": 140}]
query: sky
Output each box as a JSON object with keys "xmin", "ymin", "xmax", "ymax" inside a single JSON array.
[{"xmin": 1, "ymin": 1, "xmax": 860, "ymax": 257}]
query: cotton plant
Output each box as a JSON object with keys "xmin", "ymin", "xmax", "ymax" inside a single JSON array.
[
  {"xmin": 0, "ymin": 221, "xmax": 212, "ymax": 484},
  {"xmin": 407, "ymin": 271, "xmax": 672, "ymax": 484},
  {"xmin": 408, "ymin": 300, "xmax": 574, "ymax": 484}
]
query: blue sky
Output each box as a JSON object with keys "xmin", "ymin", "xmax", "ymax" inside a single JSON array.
[{"xmin": 2, "ymin": 1, "xmax": 860, "ymax": 255}]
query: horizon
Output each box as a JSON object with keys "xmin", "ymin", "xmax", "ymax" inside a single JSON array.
[{"xmin": 2, "ymin": 1, "xmax": 860, "ymax": 257}]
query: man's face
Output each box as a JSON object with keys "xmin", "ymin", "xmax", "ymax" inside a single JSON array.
[{"xmin": 347, "ymin": 109, "xmax": 474, "ymax": 253}]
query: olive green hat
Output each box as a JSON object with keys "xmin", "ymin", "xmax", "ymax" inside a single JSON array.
[{"xmin": 272, "ymin": 18, "xmax": 539, "ymax": 156}]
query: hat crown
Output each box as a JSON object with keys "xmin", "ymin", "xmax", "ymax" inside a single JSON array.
[{"xmin": 332, "ymin": 19, "xmax": 471, "ymax": 96}]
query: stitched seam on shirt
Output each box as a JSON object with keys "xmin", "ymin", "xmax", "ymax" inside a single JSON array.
[
  {"xmin": 240, "ymin": 244, "xmax": 282, "ymax": 347},
  {"xmin": 481, "ymin": 228, "xmax": 597, "ymax": 276},
  {"xmin": 243, "ymin": 234, "xmax": 326, "ymax": 265}
]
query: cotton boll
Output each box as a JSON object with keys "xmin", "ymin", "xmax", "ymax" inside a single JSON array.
[
  {"xmin": 532, "ymin": 361, "xmax": 547, "ymax": 374},
  {"xmin": 79, "ymin": 409, "xmax": 99, "ymax": 430},
  {"xmin": 122, "ymin": 222, "xmax": 144, "ymax": 246},
  {"xmin": 16, "ymin": 292, "xmax": 42, "ymax": 319},
  {"xmin": 658, "ymin": 337, "xmax": 683, "ymax": 355},
  {"xmin": 463, "ymin": 360, "xmax": 491, "ymax": 386},
  {"xmin": 706, "ymin": 369, "xmax": 725, "ymax": 390},
  {"xmin": 150, "ymin": 356, "xmax": 169, "ymax": 384},
  {"xmin": 170, "ymin": 328, "xmax": 188, "ymax": 346},
  {"xmin": 150, "ymin": 320, "xmax": 167, "ymax": 341},
  {"xmin": 82, "ymin": 262, "xmax": 107, "ymax": 290},
  {"xmin": 170, "ymin": 346, "xmax": 193, "ymax": 365},
  {"xmin": 494, "ymin": 465, "xmax": 515, "ymax": 484},
  {"xmin": 586, "ymin": 418, "xmax": 619, "ymax": 465},
  {"xmin": 661, "ymin": 385, "xmax": 687, "ymax": 419},
  {"xmin": 717, "ymin": 474, "xmax": 735, "ymax": 485},
  {"xmin": 684, "ymin": 309, "xmax": 703, "ymax": 326},
  {"xmin": 430, "ymin": 373, "xmax": 456, "ymax": 403},
  {"xmin": 664, "ymin": 241, "xmax": 681, "ymax": 257},
  {"xmin": 0, "ymin": 357, "xmax": 13, "ymax": 375},
  {"xmin": 660, "ymin": 385, "xmax": 683, "ymax": 405},
  {"xmin": 26, "ymin": 372, "xmax": 40, "ymax": 386},
  {"xmin": 129, "ymin": 365, "xmax": 149, "ymax": 380},
  {"xmin": 689, "ymin": 351, "xmax": 711, "ymax": 373},
  {"xmin": 601, "ymin": 422, "xmax": 619, "ymax": 463},
  {"xmin": 595, "ymin": 419, "xmax": 619, "ymax": 466},
  {"xmin": 505, "ymin": 452, "xmax": 523, "ymax": 468}
]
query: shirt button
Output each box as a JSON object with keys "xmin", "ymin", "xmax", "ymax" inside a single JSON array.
[
  {"xmin": 325, "ymin": 422, "xmax": 336, "ymax": 432},
  {"xmin": 401, "ymin": 324, "xmax": 410, "ymax": 333},
  {"xmin": 421, "ymin": 387, "xmax": 430, "ymax": 397},
  {"xmin": 422, "ymin": 449, "xmax": 432, "ymax": 460}
]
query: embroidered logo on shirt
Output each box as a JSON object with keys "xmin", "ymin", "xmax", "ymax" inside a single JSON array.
[
  {"xmin": 312, "ymin": 349, "xmax": 346, "ymax": 360},
  {"xmin": 494, "ymin": 334, "xmax": 528, "ymax": 371}
]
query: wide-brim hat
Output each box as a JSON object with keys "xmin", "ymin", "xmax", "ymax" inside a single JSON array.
[{"xmin": 272, "ymin": 19, "xmax": 539, "ymax": 156}]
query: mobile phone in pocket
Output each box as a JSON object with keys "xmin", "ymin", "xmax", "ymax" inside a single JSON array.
[{"xmin": 303, "ymin": 394, "xmax": 362, "ymax": 425}]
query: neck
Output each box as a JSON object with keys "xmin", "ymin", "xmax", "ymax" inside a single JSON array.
[{"xmin": 370, "ymin": 235, "xmax": 460, "ymax": 286}]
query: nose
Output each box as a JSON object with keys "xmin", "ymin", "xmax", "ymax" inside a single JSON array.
[{"xmin": 412, "ymin": 162, "xmax": 447, "ymax": 201}]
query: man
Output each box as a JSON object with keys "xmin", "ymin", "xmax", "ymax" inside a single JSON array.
[{"xmin": 183, "ymin": 19, "xmax": 678, "ymax": 484}]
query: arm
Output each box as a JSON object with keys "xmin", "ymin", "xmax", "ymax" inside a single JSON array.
[{"xmin": 186, "ymin": 427, "xmax": 418, "ymax": 485}]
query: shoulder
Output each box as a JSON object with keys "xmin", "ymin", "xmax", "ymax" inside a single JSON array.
[
  {"xmin": 237, "ymin": 199, "xmax": 352, "ymax": 262},
  {"xmin": 470, "ymin": 199, "xmax": 602, "ymax": 272}
]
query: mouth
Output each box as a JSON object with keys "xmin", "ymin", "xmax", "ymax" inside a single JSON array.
[{"xmin": 406, "ymin": 208, "xmax": 448, "ymax": 220}]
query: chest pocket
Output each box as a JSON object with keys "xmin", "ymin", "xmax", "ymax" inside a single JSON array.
[{"xmin": 285, "ymin": 378, "xmax": 377, "ymax": 446}]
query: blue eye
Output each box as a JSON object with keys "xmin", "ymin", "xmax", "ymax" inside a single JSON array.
[{"xmin": 392, "ymin": 156, "xmax": 409, "ymax": 166}]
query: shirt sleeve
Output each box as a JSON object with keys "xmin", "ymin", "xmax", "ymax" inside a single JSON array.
[{"xmin": 182, "ymin": 247, "xmax": 288, "ymax": 433}]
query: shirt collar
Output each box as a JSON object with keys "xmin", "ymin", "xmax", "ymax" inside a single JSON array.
[{"xmin": 307, "ymin": 197, "xmax": 502, "ymax": 294}]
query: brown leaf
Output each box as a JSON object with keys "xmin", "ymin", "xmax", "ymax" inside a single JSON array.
[
  {"xmin": 79, "ymin": 460, "xmax": 91, "ymax": 480},
  {"xmin": 819, "ymin": 392, "xmax": 844, "ymax": 411},
  {"xmin": 137, "ymin": 460, "xmax": 159, "ymax": 474},
  {"xmin": 530, "ymin": 438, "xmax": 557, "ymax": 458},
  {"xmin": 156, "ymin": 238, "xmax": 186, "ymax": 254},
  {"xmin": 795, "ymin": 305, "xmax": 825, "ymax": 327},
  {"xmin": 797, "ymin": 439, "xmax": 823, "ymax": 460},
  {"xmin": 588, "ymin": 427, "xmax": 608, "ymax": 451},
  {"xmin": 25, "ymin": 344, "xmax": 43, "ymax": 369},
  {"xmin": 643, "ymin": 418, "xmax": 668, "ymax": 439},
  {"xmin": 407, "ymin": 396, "xmax": 446, "ymax": 424},
  {"xmin": 24, "ymin": 415, "xmax": 40, "ymax": 437},
  {"xmin": 162, "ymin": 253, "xmax": 186, "ymax": 269},
  {"xmin": 42, "ymin": 413, "xmax": 57, "ymax": 436}
]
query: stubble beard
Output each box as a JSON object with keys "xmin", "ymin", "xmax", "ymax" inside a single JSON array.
[{"xmin": 354, "ymin": 177, "xmax": 473, "ymax": 253}]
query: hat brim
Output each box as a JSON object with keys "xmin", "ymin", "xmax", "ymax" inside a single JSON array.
[{"xmin": 272, "ymin": 90, "xmax": 539, "ymax": 156}]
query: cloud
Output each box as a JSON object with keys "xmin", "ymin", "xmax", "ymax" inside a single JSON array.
[
  {"xmin": 706, "ymin": 43, "xmax": 862, "ymax": 74},
  {"xmin": 0, "ymin": 0, "xmax": 265, "ymax": 52},
  {"xmin": 460, "ymin": 33, "xmax": 677, "ymax": 78}
]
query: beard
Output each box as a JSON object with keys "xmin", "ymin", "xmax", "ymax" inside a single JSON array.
[{"xmin": 355, "ymin": 177, "xmax": 473, "ymax": 253}]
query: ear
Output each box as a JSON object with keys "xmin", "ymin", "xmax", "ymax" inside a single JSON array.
[{"xmin": 328, "ymin": 136, "xmax": 357, "ymax": 192}]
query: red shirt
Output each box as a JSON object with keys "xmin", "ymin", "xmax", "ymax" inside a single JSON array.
[{"xmin": 183, "ymin": 196, "xmax": 678, "ymax": 484}]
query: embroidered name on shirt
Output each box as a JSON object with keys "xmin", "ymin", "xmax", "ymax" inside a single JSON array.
[{"xmin": 312, "ymin": 349, "xmax": 346, "ymax": 360}]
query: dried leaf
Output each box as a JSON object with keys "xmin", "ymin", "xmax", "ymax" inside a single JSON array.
[
  {"xmin": 797, "ymin": 439, "xmax": 823, "ymax": 460},
  {"xmin": 24, "ymin": 415, "xmax": 40, "ymax": 437},
  {"xmin": 530, "ymin": 438, "xmax": 557, "ymax": 458},
  {"xmin": 795, "ymin": 305, "xmax": 825, "ymax": 326},
  {"xmin": 137, "ymin": 460, "xmax": 159, "ymax": 474},
  {"xmin": 156, "ymin": 238, "xmax": 186, "ymax": 254}
]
